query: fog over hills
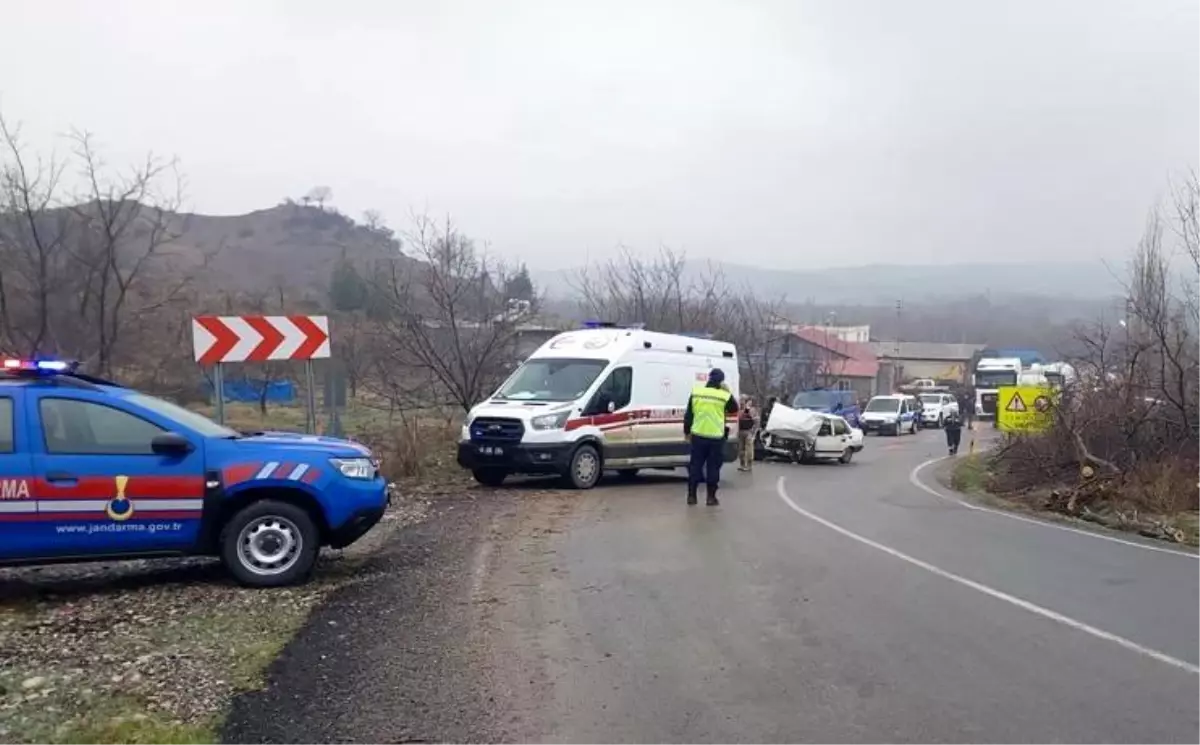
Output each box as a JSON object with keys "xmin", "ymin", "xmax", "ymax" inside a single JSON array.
[{"xmin": 533, "ymin": 259, "xmax": 1125, "ymax": 305}]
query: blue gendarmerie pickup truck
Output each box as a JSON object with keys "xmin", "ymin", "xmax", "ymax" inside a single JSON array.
[{"xmin": 0, "ymin": 358, "xmax": 389, "ymax": 587}]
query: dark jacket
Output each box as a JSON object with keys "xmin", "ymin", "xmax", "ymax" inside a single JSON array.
[{"xmin": 683, "ymin": 382, "xmax": 738, "ymax": 437}]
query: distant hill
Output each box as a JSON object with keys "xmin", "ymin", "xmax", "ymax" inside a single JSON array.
[
  {"xmin": 158, "ymin": 202, "xmax": 411, "ymax": 295},
  {"xmin": 534, "ymin": 259, "xmax": 1125, "ymax": 305}
]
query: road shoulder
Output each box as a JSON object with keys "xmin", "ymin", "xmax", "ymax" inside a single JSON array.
[{"xmin": 221, "ymin": 489, "xmax": 527, "ymax": 744}]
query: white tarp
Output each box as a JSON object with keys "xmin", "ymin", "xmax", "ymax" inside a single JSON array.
[{"xmin": 763, "ymin": 403, "xmax": 824, "ymax": 441}]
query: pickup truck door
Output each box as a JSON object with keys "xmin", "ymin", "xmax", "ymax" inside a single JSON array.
[
  {"xmin": 0, "ymin": 389, "xmax": 40, "ymax": 560},
  {"xmin": 27, "ymin": 390, "xmax": 207, "ymax": 558}
]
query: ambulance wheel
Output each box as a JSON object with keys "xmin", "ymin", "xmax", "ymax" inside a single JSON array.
[
  {"xmin": 616, "ymin": 468, "xmax": 640, "ymax": 481},
  {"xmin": 221, "ymin": 500, "xmax": 319, "ymax": 588},
  {"xmin": 472, "ymin": 468, "xmax": 508, "ymax": 487},
  {"xmin": 564, "ymin": 444, "xmax": 602, "ymax": 489}
]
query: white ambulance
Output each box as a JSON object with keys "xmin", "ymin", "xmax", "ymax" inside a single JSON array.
[{"xmin": 457, "ymin": 324, "xmax": 740, "ymax": 489}]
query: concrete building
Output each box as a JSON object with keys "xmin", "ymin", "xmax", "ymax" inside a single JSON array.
[
  {"xmin": 869, "ymin": 341, "xmax": 987, "ymax": 391},
  {"xmin": 748, "ymin": 326, "xmax": 880, "ymax": 402}
]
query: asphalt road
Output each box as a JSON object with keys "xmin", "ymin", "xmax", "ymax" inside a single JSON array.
[
  {"xmin": 478, "ymin": 428, "xmax": 1199, "ymax": 743},
  {"xmin": 226, "ymin": 427, "xmax": 1199, "ymax": 743}
]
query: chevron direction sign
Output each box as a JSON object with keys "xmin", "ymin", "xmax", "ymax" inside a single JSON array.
[{"xmin": 192, "ymin": 315, "xmax": 331, "ymax": 365}]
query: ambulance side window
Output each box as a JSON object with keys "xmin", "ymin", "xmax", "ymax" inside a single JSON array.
[
  {"xmin": 587, "ymin": 367, "xmax": 632, "ymax": 415},
  {"xmin": 39, "ymin": 398, "xmax": 165, "ymax": 455},
  {"xmin": 0, "ymin": 398, "xmax": 12, "ymax": 453}
]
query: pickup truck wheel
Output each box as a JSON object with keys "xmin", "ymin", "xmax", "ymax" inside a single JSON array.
[
  {"xmin": 563, "ymin": 444, "xmax": 602, "ymax": 489},
  {"xmin": 221, "ymin": 500, "xmax": 319, "ymax": 588},
  {"xmin": 472, "ymin": 468, "xmax": 508, "ymax": 487}
]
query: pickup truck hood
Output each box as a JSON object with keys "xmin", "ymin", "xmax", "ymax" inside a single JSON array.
[{"xmin": 236, "ymin": 431, "xmax": 371, "ymax": 457}]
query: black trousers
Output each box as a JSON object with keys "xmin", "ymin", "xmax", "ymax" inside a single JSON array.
[
  {"xmin": 945, "ymin": 427, "xmax": 962, "ymax": 450},
  {"xmin": 688, "ymin": 435, "xmax": 725, "ymax": 491}
]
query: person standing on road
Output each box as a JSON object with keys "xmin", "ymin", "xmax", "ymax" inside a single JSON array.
[
  {"xmin": 684, "ymin": 368, "xmax": 738, "ymax": 505},
  {"xmin": 737, "ymin": 395, "xmax": 758, "ymax": 472},
  {"xmin": 943, "ymin": 409, "xmax": 963, "ymax": 455}
]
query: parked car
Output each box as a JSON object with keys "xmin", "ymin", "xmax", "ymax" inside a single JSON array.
[
  {"xmin": 791, "ymin": 389, "xmax": 861, "ymax": 428},
  {"xmin": 0, "ymin": 358, "xmax": 389, "ymax": 587},
  {"xmin": 860, "ymin": 394, "xmax": 919, "ymax": 436},
  {"xmin": 919, "ymin": 392, "xmax": 959, "ymax": 428}
]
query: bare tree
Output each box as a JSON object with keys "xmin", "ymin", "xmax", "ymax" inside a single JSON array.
[
  {"xmin": 372, "ymin": 213, "xmax": 534, "ymax": 412},
  {"xmin": 304, "ymin": 185, "xmax": 333, "ymax": 210},
  {"xmin": 571, "ymin": 246, "xmax": 732, "ymax": 334},
  {"xmin": 0, "ymin": 113, "xmax": 70, "ymax": 355},
  {"xmin": 68, "ymin": 131, "xmax": 190, "ymax": 375}
]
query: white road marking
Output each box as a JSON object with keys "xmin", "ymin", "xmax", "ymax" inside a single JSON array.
[
  {"xmin": 909, "ymin": 458, "xmax": 1199, "ymax": 559},
  {"xmin": 774, "ymin": 476, "xmax": 1200, "ymax": 675}
]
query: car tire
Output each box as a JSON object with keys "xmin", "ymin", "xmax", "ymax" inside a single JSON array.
[
  {"xmin": 839, "ymin": 448, "xmax": 853, "ymax": 464},
  {"xmin": 563, "ymin": 444, "xmax": 602, "ymax": 489},
  {"xmin": 472, "ymin": 468, "xmax": 508, "ymax": 487},
  {"xmin": 220, "ymin": 500, "xmax": 320, "ymax": 588}
]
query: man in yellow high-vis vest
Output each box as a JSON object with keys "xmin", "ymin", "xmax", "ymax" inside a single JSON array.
[{"xmin": 683, "ymin": 368, "xmax": 738, "ymax": 505}]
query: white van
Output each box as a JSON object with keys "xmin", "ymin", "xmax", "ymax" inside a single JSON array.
[{"xmin": 457, "ymin": 325, "xmax": 740, "ymax": 489}]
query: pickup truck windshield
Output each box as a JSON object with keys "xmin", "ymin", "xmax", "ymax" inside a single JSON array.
[
  {"xmin": 865, "ymin": 398, "xmax": 900, "ymax": 413},
  {"xmin": 495, "ymin": 358, "xmax": 608, "ymax": 402},
  {"xmin": 125, "ymin": 392, "xmax": 239, "ymax": 438}
]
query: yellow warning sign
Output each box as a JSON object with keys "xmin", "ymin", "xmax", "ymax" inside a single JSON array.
[
  {"xmin": 997, "ymin": 386, "xmax": 1053, "ymax": 433},
  {"xmin": 1005, "ymin": 392, "xmax": 1027, "ymax": 412}
]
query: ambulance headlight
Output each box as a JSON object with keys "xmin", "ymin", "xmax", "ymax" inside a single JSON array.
[
  {"xmin": 531, "ymin": 410, "xmax": 571, "ymax": 431},
  {"xmin": 331, "ymin": 457, "xmax": 376, "ymax": 480}
]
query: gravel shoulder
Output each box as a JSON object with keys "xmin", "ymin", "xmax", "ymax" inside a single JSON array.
[
  {"xmin": 221, "ymin": 487, "xmax": 541, "ymax": 744},
  {"xmin": 0, "ymin": 490, "xmax": 431, "ymax": 744}
]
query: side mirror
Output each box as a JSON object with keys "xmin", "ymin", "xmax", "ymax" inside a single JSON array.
[
  {"xmin": 152, "ymin": 432, "xmax": 193, "ymax": 456},
  {"xmin": 607, "ymin": 400, "xmax": 616, "ymax": 414}
]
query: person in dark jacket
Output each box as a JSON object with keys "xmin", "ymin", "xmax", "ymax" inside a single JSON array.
[
  {"xmin": 943, "ymin": 409, "xmax": 963, "ymax": 455},
  {"xmin": 683, "ymin": 368, "xmax": 738, "ymax": 505}
]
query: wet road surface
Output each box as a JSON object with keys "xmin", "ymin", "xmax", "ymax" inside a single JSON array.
[{"xmin": 227, "ymin": 427, "xmax": 1199, "ymax": 743}]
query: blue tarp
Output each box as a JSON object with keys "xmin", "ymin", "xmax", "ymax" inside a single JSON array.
[{"xmin": 207, "ymin": 379, "xmax": 296, "ymax": 403}]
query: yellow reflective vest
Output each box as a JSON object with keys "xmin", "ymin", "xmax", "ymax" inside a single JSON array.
[{"xmin": 689, "ymin": 385, "xmax": 732, "ymax": 439}]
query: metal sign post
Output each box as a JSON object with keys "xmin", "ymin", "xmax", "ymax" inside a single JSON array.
[
  {"xmin": 304, "ymin": 359, "xmax": 317, "ymax": 435},
  {"xmin": 191, "ymin": 315, "xmax": 332, "ymax": 434},
  {"xmin": 213, "ymin": 362, "xmax": 226, "ymax": 425}
]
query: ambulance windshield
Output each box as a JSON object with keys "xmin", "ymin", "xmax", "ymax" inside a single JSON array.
[{"xmin": 495, "ymin": 358, "xmax": 608, "ymax": 402}]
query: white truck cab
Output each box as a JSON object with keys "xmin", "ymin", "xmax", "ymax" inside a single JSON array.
[
  {"xmin": 457, "ymin": 325, "xmax": 739, "ymax": 489},
  {"xmin": 973, "ymin": 357, "xmax": 1022, "ymax": 419}
]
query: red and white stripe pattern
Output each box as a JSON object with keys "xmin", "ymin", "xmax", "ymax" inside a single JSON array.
[
  {"xmin": 0, "ymin": 476, "xmax": 205, "ymax": 521},
  {"xmin": 192, "ymin": 315, "xmax": 331, "ymax": 365},
  {"xmin": 0, "ymin": 499, "xmax": 203, "ymax": 520},
  {"xmin": 223, "ymin": 461, "xmax": 322, "ymax": 487}
]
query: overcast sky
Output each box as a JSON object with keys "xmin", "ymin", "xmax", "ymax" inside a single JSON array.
[{"xmin": 2, "ymin": 0, "xmax": 1196, "ymax": 270}]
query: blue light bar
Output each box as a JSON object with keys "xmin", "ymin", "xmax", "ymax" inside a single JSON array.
[{"xmin": 2, "ymin": 358, "xmax": 77, "ymax": 374}]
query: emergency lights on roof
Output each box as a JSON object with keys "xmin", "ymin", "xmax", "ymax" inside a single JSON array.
[
  {"xmin": 581, "ymin": 321, "xmax": 645, "ymax": 330},
  {"xmin": 2, "ymin": 358, "xmax": 77, "ymax": 374}
]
